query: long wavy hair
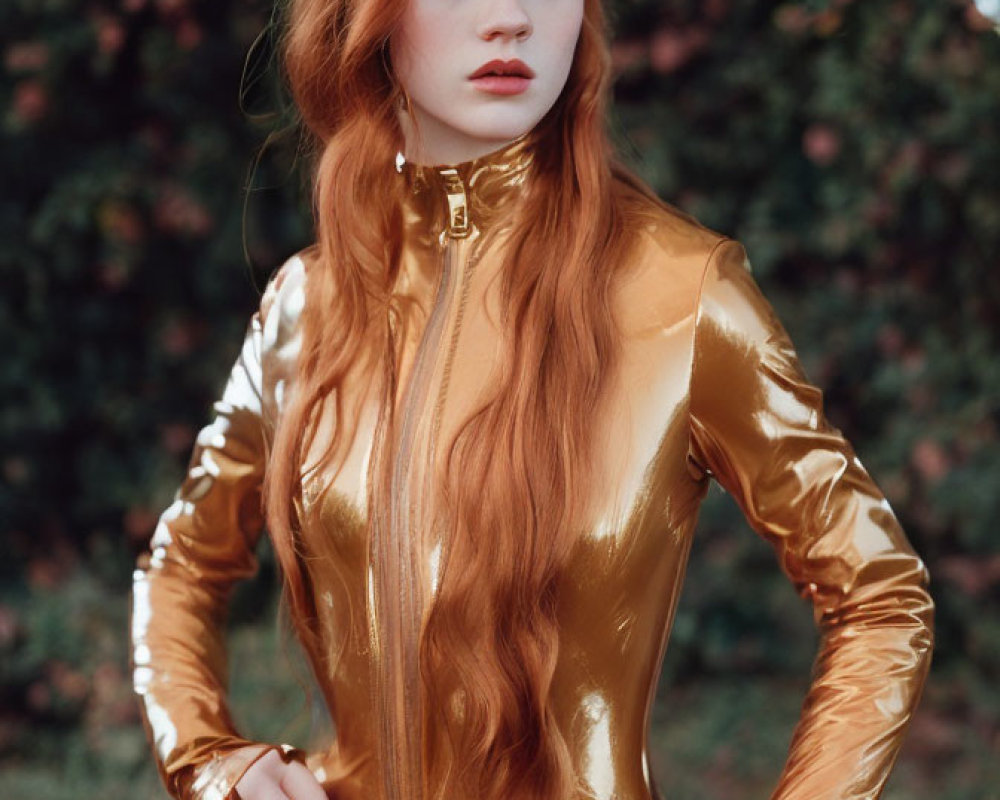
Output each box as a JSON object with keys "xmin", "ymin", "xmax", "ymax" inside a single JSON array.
[{"xmin": 263, "ymin": 0, "xmax": 664, "ymax": 798}]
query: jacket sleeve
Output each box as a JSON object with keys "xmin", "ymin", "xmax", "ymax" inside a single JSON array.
[
  {"xmin": 130, "ymin": 266, "xmax": 305, "ymax": 800},
  {"xmin": 687, "ymin": 238, "xmax": 935, "ymax": 800}
]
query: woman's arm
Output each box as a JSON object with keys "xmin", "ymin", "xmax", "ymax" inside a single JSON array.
[
  {"xmin": 130, "ymin": 265, "xmax": 306, "ymax": 800},
  {"xmin": 687, "ymin": 238, "xmax": 935, "ymax": 800}
]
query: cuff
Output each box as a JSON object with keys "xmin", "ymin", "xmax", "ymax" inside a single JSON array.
[{"xmin": 190, "ymin": 742, "xmax": 309, "ymax": 800}]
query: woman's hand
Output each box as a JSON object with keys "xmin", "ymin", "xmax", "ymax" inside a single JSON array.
[{"xmin": 235, "ymin": 747, "xmax": 327, "ymax": 800}]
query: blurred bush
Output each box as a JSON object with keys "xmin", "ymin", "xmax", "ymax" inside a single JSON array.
[{"xmin": 1, "ymin": 0, "xmax": 997, "ymax": 796}]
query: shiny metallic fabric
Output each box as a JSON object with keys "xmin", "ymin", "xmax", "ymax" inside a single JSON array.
[{"xmin": 131, "ymin": 133, "xmax": 935, "ymax": 800}]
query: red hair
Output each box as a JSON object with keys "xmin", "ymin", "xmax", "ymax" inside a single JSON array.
[{"xmin": 265, "ymin": 1, "xmax": 664, "ymax": 798}]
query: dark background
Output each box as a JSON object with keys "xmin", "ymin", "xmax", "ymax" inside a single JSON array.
[{"xmin": 1, "ymin": 0, "xmax": 998, "ymax": 796}]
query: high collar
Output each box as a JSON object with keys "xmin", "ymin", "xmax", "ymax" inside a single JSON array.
[{"xmin": 395, "ymin": 132, "xmax": 536, "ymax": 246}]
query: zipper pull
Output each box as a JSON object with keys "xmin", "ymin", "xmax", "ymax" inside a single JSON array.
[{"xmin": 439, "ymin": 167, "xmax": 472, "ymax": 240}]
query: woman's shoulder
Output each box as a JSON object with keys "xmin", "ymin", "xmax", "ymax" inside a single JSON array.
[
  {"xmin": 256, "ymin": 247, "xmax": 313, "ymax": 424},
  {"xmin": 611, "ymin": 168, "xmax": 734, "ymax": 304},
  {"xmin": 259, "ymin": 246, "xmax": 313, "ymax": 332}
]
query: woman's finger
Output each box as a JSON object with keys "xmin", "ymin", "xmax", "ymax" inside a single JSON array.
[
  {"xmin": 235, "ymin": 780, "xmax": 290, "ymax": 800},
  {"xmin": 234, "ymin": 749, "xmax": 292, "ymax": 800},
  {"xmin": 278, "ymin": 760, "xmax": 328, "ymax": 800}
]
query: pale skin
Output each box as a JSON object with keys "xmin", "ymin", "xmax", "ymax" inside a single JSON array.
[
  {"xmin": 235, "ymin": 0, "xmax": 583, "ymax": 795},
  {"xmin": 234, "ymin": 747, "xmax": 328, "ymax": 800},
  {"xmin": 391, "ymin": 0, "xmax": 584, "ymax": 165}
]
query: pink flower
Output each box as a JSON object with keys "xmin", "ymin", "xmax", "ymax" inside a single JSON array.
[
  {"xmin": 876, "ymin": 323, "xmax": 905, "ymax": 357},
  {"xmin": 0, "ymin": 606, "xmax": 20, "ymax": 649},
  {"xmin": 99, "ymin": 201, "xmax": 145, "ymax": 244},
  {"xmin": 649, "ymin": 27, "xmax": 709, "ymax": 74},
  {"xmin": 153, "ymin": 183, "xmax": 214, "ymax": 237},
  {"xmin": 650, "ymin": 30, "xmax": 687, "ymax": 73},
  {"xmin": 774, "ymin": 5, "xmax": 812, "ymax": 35},
  {"xmin": 124, "ymin": 506, "xmax": 158, "ymax": 540},
  {"xmin": 12, "ymin": 80, "xmax": 48, "ymax": 124},
  {"xmin": 802, "ymin": 123, "xmax": 841, "ymax": 165},
  {"xmin": 4, "ymin": 41, "xmax": 49, "ymax": 72},
  {"xmin": 27, "ymin": 558, "xmax": 61, "ymax": 589},
  {"xmin": 159, "ymin": 317, "xmax": 202, "ymax": 356},
  {"xmin": 160, "ymin": 422, "xmax": 195, "ymax": 454},
  {"xmin": 49, "ymin": 661, "xmax": 89, "ymax": 703},
  {"xmin": 812, "ymin": 9, "xmax": 843, "ymax": 36},
  {"xmin": 96, "ymin": 260, "xmax": 132, "ymax": 291},
  {"xmin": 704, "ymin": 0, "xmax": 730, "ymax": 23},
  {"xmin": 96, "ymin": 17, "xmax": 127, "ymax": 55},
  {"xmin": 911, "ymin": 438, "xmax": 950, "ymax": 483},
  {"xmin": 176, "ymin": 19, "xmax": 203, "ymax": 50},
  {"xmin": 155, "ymin": 0, "xmax": 188, "ymax": 13}
]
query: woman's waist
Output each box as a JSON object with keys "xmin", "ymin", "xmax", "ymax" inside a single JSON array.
[{"xmin": 302, "ymin": 735, "xmax": 657, "ymax": 800}]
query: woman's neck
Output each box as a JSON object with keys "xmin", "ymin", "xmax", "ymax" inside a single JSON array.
[{"xmin": 397, "ymin": 107, "xmax": 534, "ymax": 168}]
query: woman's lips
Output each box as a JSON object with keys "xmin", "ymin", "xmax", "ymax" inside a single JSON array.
[
  {"xmin": 470, "ymin": 75, "xmax": 532, "ymax": 95},
  {"xmin": 468, "ymin": 59, "xmax": 534, "ymax": 95}
]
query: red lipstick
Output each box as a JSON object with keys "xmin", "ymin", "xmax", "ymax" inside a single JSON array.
[{"xmin": 469, "ymin": 58, "xmax": 535, "ymax": 96}]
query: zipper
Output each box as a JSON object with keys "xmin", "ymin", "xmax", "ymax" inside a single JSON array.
[{"xmin": 373, "ymin": 169, "xmax": 480, "ymax": 800}]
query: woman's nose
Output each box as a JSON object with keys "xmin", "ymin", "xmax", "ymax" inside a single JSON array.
[{"xmin": 476, "ymin": 0, "xmax": 533, "ymax": 42}]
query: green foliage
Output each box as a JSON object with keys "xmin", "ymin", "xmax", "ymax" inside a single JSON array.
[
  {"xmin": 1, "ymin": 0, "xmax": 997, "ymax": 796},
  {"xmin": 0, "ymin": 0, "xmax": 311, "ymax": 591}
]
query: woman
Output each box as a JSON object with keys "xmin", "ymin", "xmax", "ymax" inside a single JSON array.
[{"xmin": 130, "ymin": 0, "xmax": 936, "ymax": 797}]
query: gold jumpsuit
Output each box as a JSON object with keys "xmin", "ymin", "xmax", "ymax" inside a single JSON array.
[{"xmin": 130, "ymin": 134, "xmax": 935, "ymax": 800}]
